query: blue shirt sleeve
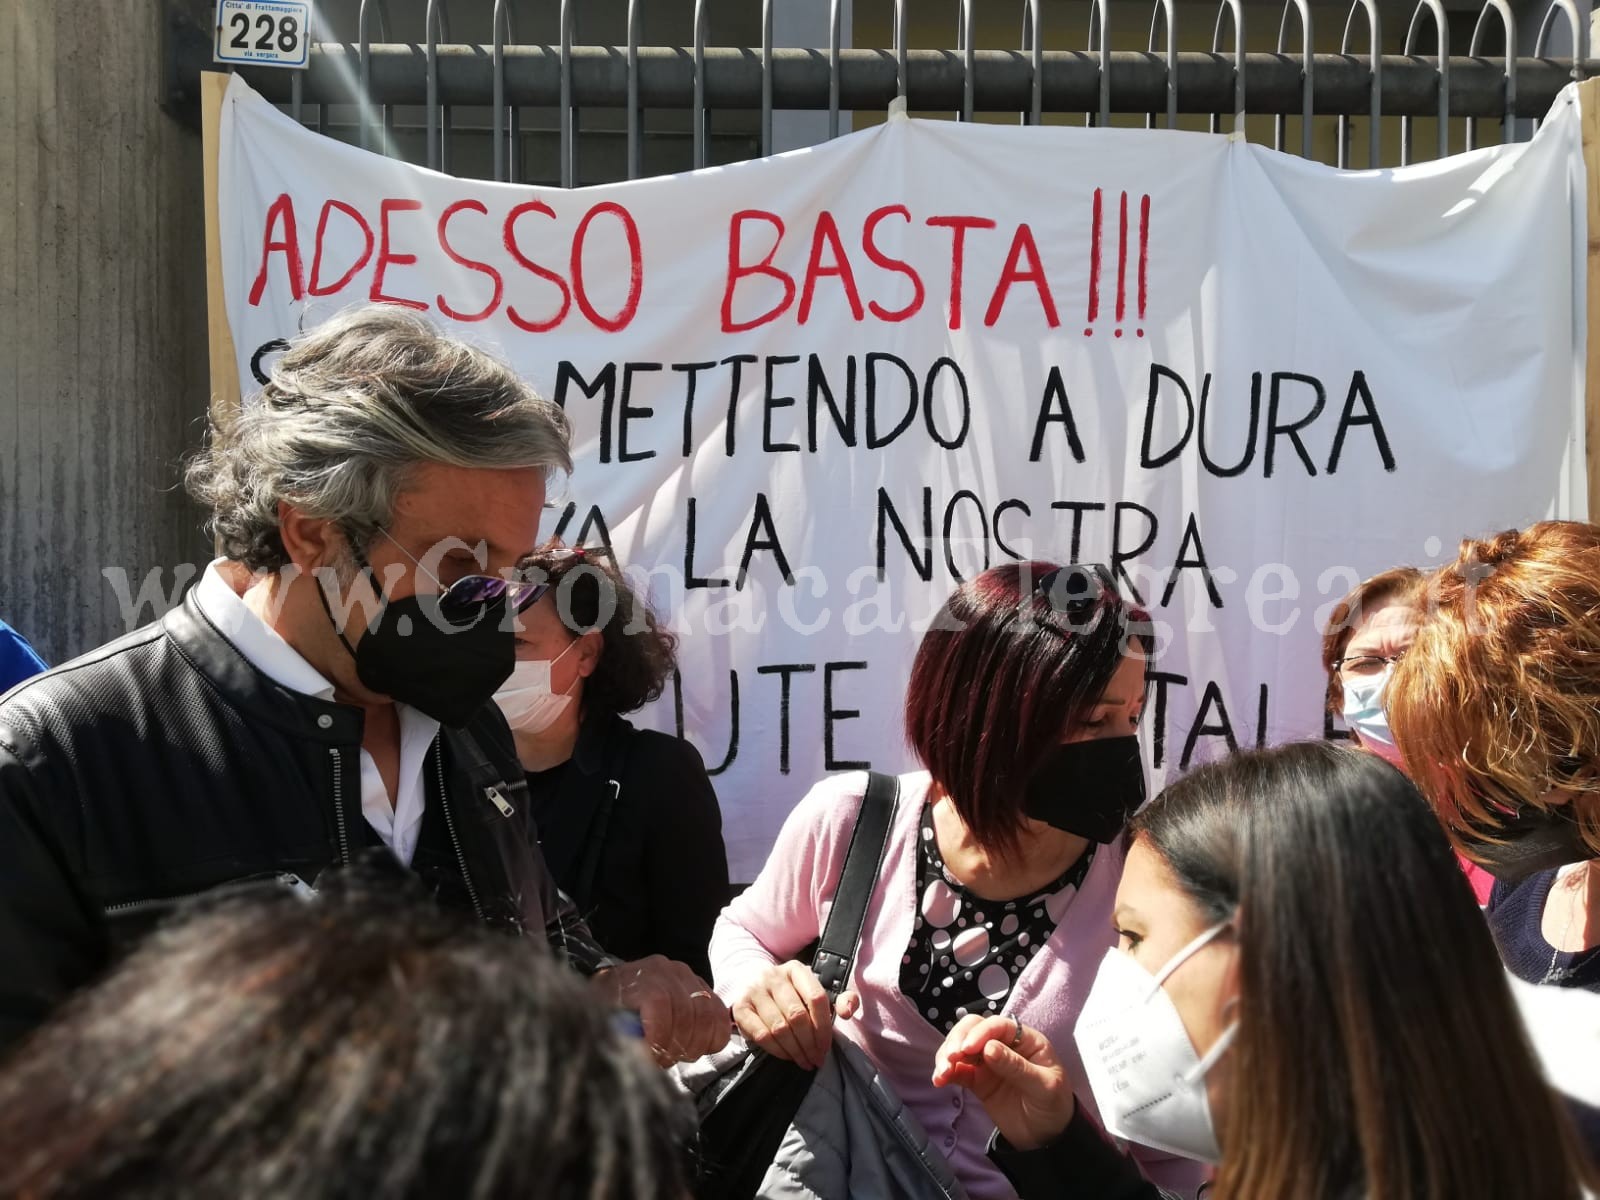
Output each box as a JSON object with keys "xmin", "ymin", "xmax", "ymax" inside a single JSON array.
[{"xmin": 0, "ymin": 620, "xmax": 47, "ymax": 695}]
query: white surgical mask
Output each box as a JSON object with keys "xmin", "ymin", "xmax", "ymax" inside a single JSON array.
[
  {"xmin": 1073, "ymin": 922, "xmax": 1237, "ymax": 1165},
  {"xmin": 494, "ymin": 641, "xmax": 579, "ymax": 733},
  {"xmin": 1342, "ymin": 670, "xmax": 1405, "ymax": 769}
]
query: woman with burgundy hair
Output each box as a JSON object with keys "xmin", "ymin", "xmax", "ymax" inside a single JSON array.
[{"xmin": 710, "ymin": 563, "xmax": 1205, "ymax": 1200}]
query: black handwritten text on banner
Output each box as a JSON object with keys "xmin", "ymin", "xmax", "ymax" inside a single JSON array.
[{"xmin": 220, "ymin": 77, "xmax": 1586, "ymax": 877}]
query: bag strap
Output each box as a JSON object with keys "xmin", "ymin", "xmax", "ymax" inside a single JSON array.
[{"xmin": 810, "ymin": 771, "xmax": 900, "ymax": 997}]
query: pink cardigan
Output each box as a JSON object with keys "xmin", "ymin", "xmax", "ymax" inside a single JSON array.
[{"xmin": 712, "ymin": 770, "xmax": 1206, "ymax": 1200}]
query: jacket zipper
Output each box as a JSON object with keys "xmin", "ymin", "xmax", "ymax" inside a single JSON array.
[
  {"xmin": 328, "ymin": 747, "xmax": 352, "ymax": 865},
  {"xmin": 105, "ymin": 873, "xmax": 309, "ymax": 917},
  {"xmin": 484, "ymin": 784, "xmax": 515, "ymax": 817},
  {"xmin": 436, "ymin": 748, "xmax": 485, "ymax": 922}
]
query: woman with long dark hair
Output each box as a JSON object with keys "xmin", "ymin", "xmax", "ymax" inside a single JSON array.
[
  {"xmin": 712, "ymin": 562, "xmax": 1205, "ymax": 1199},
  {"xmin": 932, "ymin": 742, "xmax": 1593, "ymax": 1199}
]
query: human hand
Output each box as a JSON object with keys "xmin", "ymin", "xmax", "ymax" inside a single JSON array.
[
  {"xmin": 593, "ymin": 956, "xmax": 731, "ymax": 1067},
  {"xmin": 730, "ymin": 960, "xmax": 860, "ymax": 1071},
  {"xmin": 932, "ymin": 1014, "xmax": 1075, "ymax": 1150}
]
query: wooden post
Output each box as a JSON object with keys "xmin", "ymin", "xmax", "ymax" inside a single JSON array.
[
  {"xmin": 202, "ymin": 71, "xmax": 242, "ymax": 423},
  {"xmin": 1581, "ymin": 78, "xmax": 1600, "ymax": 520}
]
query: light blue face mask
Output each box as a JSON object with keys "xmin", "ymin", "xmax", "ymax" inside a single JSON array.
[{"xmin": 1342, "ymin": 671, "xmax": 1405, "ymax": 768}]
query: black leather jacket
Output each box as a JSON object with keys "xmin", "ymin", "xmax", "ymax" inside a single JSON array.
[{"xmin": 0, "ymin": 591, "xmax": 611, "ymax": 1050}]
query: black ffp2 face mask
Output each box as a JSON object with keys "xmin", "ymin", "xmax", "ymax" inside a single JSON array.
[
  {"xmin": 317, "ymin": 568, "xmax": 515, "ymax": 729},
  {"xmin": 1462, "ymin": 805, "xmax": 1593, "ymax": 883},
  {"xmin": 1023, "ymin": 735, "xmax": 1147, "ymax": 843}
]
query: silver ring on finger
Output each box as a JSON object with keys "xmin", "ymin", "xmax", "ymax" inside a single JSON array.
[{"xmin": 1009, "ymin": 1016, "xmax": 1024, "ymax": 1049}]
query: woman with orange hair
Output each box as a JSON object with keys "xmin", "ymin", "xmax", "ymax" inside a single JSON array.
[{"xmin": 1386, "ymin": 520, "xmax": 1600, "ymax": 1160}]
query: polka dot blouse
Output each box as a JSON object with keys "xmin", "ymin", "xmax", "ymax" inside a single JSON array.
[{"xmin": 899, "ymin": 803, "xmax": 1095, "ymax": 1035}]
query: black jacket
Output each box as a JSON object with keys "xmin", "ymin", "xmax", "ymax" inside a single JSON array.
[
  {"xmin": 0, "ymin": 591, "xmax": 611, "ymax": 1050},
  {"xmin": 527, "ymin": 710, "xmax": 730, "ymax": 981}
]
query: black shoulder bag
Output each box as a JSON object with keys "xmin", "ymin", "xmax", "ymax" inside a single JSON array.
[{"xmin": 691, "ymin": 770, "xmax": 901, "ymax": 1200}]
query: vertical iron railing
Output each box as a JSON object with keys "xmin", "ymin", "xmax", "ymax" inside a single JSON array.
[
  {"xmin": 1274, "ymin": 1, "xmax": 1314, "ymax": 158},
  {"xmin": 1210, "ymin": 1, "xmax": 1246, "ymax": 136},
  {"xmin": 1467, "ymin": 2, "xmax": 1515, "ymax": 153},
  {"xmin": 226, "ymin": 0, "xmax": 1597, "ymax": 187},
  {"xmin": 1338, "ymin": 1, "xmax": 1382, "ymax": 169},
  {"xmin": 1400, "ymin": 1, "xmax": 1449, "ymax": 165},
  {"xmin": 1147, "ymin": 1, "xmax": 1177, "ymax": 131}
]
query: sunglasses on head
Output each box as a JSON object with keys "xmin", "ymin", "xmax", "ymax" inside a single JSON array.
[
  {"xmin": 379, "ymin": 532, "xmax": 558, "ymax": 623},
  {"xmin": 503, "ymin": 547, "xmax": 594, "ymax": 613},
  {"xmin": 1035, "ymin": 562, "xmax": 1117, "ymax": 619}
]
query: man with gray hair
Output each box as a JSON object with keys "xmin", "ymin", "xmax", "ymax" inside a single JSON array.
[{"xmin": 0, "ymin": 306, "xmax": 730, "ymax": 1063}]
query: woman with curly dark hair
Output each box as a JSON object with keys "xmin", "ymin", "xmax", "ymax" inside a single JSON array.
[{"xmin": 496, "ymin": 545, "xmax": 729, "ymax": 980}]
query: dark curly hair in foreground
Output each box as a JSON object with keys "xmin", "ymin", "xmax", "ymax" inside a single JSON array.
[{"xmin": 0, "ymin": 871, "xmax": 693, "ymax": 1200}]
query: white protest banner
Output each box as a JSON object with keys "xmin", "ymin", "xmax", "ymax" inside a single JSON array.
[{"xmin": 218, "ymin": 75, "xmax": 1588, "ymax": 879}]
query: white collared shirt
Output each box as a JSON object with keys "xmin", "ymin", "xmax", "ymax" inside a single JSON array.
[{"xmin": 192, "ymin": 560, "xmax": 440, "ymax": 866}]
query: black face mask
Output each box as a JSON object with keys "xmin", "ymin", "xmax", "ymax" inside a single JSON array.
[
  {"xmin": 1462, "ymin": 805, "xmax": 1593, "ymax": 883},
  {"xmin": 317, "ymin": 564, "xmax": 515, "ymax": 729},
  {"xmin": 1023, "ymin": 735, "xmax": 1147, "ymax": 843}
]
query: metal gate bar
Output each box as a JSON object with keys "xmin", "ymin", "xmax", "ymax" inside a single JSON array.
[
  {"xmin": 238, "ymin": 46, "xmax": 1592, "ymax": 123},
  {"xmin": 146, "ymin": 0, "xmax": 1598, "ymax": 182}
]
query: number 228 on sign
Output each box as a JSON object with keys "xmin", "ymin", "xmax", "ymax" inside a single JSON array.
[{"xmin": 214, "ymin": 0, "xmax": 312, "ymax": 69}]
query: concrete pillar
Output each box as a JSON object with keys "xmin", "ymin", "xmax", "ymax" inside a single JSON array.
[{"xmin": 0, "ymin": 0, "xmax": 210, "ymax": 665}]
